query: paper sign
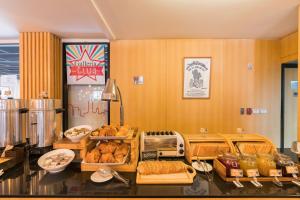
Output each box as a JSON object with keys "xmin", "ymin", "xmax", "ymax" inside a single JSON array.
[
  {"xmin": 246, "ymin": 169, "xmax": 259, "ymax": 177},
  {"xmin": 66, "ymin": 44, "xmax": 108, "ymax": 85},
  {"xmin": 269, "ymin": 169, "xmax": 282, "ymax": 177},
  {"xmin": 286, "ymin": 166, "xmax": 299, "ymax": 174},
  {"xmin": 230, "ymin": 169, "xmax": 243, "ymax": 177}
]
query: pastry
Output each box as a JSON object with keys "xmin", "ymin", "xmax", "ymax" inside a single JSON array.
[
  {"xmin": 90, "ymin": 128, "xmax": 100, "ymax": 136},
  {"xmin": 100, "ymin": 153, "xmax": 116, "ymax": 163},
  {"xmin": 85, "ymin": 148, "xmax": 101, "ymax": 163},
  {"xmin": 137, "ymin": 161, "xmax": 186, "ymax": 175},
  {"xmin": 236, "ymin": 142, "xmax": 272, "ymax": 155},
  {"xmin": 191, "ymin": 143, "xmax": 230, "ymax": 157},
  {"xmin": 106, "ymin": 127, "xmax": 117, "ymax": 136},
  {"xmin": 114, "ymin": 154, "xmax": 125, "ymax": 163},
  {"xmin": 98, "ymin": 141, "xmax": 118, "ymax": 153},
  {"xmin": 114, "ymin": 143, "xmax": 129, "ymax": 156}
]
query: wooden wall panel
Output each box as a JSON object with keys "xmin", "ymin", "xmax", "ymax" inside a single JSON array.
[
  {"xmin": 222, "ymin": 40, "xmax": 255, "ymax": 134},
  {"xmin": 165, "ymin": 39, "xmax": 224, "ymax": 134},
  {"xmin": 252, "ymin": 40, "xmax": 281, "ymax": 145},
  {"xmin": 20, "ymin": 32, "xmax": 62, "ymax": 99},
  {"xmin": 110, "ymin": 39, "xmax": 282, "ymax": 145},
  {"xmin": 280, "ymin": 32, "xmax": 298, "ymax": 63},
  {"xmin": 19, "ymin": 32, "xmax": 62, "ymax": 137},
  {"xmin": 110, "ymin": 40, "xmax": 167, "ymax": 130}
]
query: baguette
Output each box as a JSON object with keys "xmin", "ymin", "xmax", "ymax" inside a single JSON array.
[{"xmin": 137, "ymin": 161, "xmax": 186, "ymax": 175}]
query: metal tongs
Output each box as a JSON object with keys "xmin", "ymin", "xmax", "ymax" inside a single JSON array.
[
  {"xmin": 233, "ymin": 176, "xmax": 244, "ymax": 188},
  {"xmin": 97, "ymin": 166, "xmax": 130, "ymax": 186},
  {"xmin": 197, "ymin": 157, "xmax": 213, "ymax": 182},
  {"xmin": 273, "ymin": 176, "xmax": 283, "ymax": 187},
  {"xmin": 236, "ymin": 144, "xmax": 262, "ymax": 188},
  {"xmin": 291, "ymin": 172, "xmax": 300, "ymax": 187},
  {"xmin": 196, "ymin": 147, "xmax": 212, "ymax": 182}
]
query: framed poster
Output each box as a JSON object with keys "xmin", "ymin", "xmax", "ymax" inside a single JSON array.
[
  {"xmin": 66, "ymin": 44, "xmax": 108, "ymax": 85},
  {"xmin": 63, "ymin": 43, "xmax": 109, "ymax": 130},
  {"xmin": 183, "ymin": 57, "xmax": 211, "ymax": 98}
]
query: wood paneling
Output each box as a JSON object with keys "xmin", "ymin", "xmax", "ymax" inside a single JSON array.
[
  {"xmin": 110, "ymin": 40, "xmax": 167, "ymax": 130},
  {"xmin": 20, "ymin": 32, "xmax": 62, "ymax": 99},
  {"xmin": 280, "ymin": 32, "xmax": 298, "ymax": 63},
  {"xmin": 111, "ymin": 39, "xmax": 282, "ymax": 145},
  {"xmin": 19, "ymin": 32, "xmax": 62, "ymax": 137},
  {"xmin": 165, "ymin": 39, "xmax": 223, "ymax": 134}
]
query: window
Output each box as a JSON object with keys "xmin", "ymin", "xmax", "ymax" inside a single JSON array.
[{"xmin": 0, "ymin": 44, "xmax": 19, "ymax": 99}]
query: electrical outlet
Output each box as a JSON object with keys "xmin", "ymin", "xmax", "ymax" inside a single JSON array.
[
  {"xmin": 240, "ymin": 108, "xmax": 245, "ymax": 115},
  {"xmin": 246, "ymin": 108, "xmax": 252, "ymax": 115},
  {"xmin": 237, "ymin": 128, "xmax": 244, "ymax": 133},
  {"xmin": 200, "ymin": 128, "xmax": 208, "ymax": 134},
  {"xmin": 252, "ymin": 108, "xmax": 260, "ymax": 114},
  {"xmin": 260, "ymin": 108, "xmax": 268, "ymax": 114}
]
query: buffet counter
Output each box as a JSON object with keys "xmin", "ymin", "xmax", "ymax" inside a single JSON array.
[{"xmin": 0, "ymin": 152, "xmax": 299, "ymax": 199}]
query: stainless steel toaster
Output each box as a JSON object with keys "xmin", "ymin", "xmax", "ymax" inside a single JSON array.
[{"xmin": 140, "ymin": 130, "xmax": 185, "ymax": 158}]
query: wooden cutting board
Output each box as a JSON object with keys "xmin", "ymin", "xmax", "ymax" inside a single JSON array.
[{"xmin": 136, "ymin": 164, "xmax": 196, "ymax": 184}]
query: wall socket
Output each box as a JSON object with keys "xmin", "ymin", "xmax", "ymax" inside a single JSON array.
[
  {"xmin": 200, "ymin": 128, "xmax": 208, "ymax": 134},
  {"xmin": 237, "ymin": 128, "xmax": 244, "ymax": 133}
]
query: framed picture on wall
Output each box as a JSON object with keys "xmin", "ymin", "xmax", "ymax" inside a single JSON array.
[{"xmin": 183, "ymin": 57, "xmax": 211, "ymax": 98}]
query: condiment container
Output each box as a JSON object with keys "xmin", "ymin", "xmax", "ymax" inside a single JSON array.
[
  {"xmin": 218, "ymin": 153, "xmax": 240, "ymax": 176},
  {"xmin": 238, "ymin": 154, "xmax": 258, "ymax": 175},
  {"xmin": 256, "ymin": 154, "xmax": 276, "ymax": 176},
  {"xmin": 274, "ymin": 153, "xmax": 294, "ymax": 176}
]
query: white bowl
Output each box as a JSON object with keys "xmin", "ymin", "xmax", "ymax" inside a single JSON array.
[
  {"xmin": 38, "ymin": 149, "xmax": 75, "ymax": 173},
  {"xmin": 64, "ymin": 125, "xmax": 92, "ymax": 142}
]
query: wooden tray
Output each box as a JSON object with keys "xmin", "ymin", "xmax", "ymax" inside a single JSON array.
[
  {"xmin": 89, "ymin": 129, "xmax": 134, "ymax": 141},
  {"xmin": 136, "ymin": 164, "xmax": 196, "ymax": 184},
  {"xmin": 81, "ymin": 129, "xmax": 140, "ymax": 172},
  {"xmin": 53, "ymin": 135, "xmax": 90, "ymax": 150},
  {"xmin": 184, "ymin": 133, "xmax": 232, "ymax": 163},
  {"xmin": 219, "ymin": 133, "xmax": 277, "ymax": 155},
  {"xmin": 214, "ymin": 158, "xmax": 299, "ymax": 182}
]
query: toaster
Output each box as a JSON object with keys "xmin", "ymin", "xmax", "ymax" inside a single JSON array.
[{"xmin": 140, "ymin": 130, "xmax": 185, "ymax": 158}]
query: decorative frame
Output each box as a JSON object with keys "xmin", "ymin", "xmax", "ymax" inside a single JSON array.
[{"xmin": 183, "ymin": 57, "xmax": 211, "ymax": 98}]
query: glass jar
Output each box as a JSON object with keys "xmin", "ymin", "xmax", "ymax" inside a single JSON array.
[
  {"xmin": 238, "ymin": 155, "xmax": 258, "ymax": 175},
  {"xmin": 218, "ymin": 153, "xmax": 240, "ymax": 176},
  {"xmin": 256, "ymin": 154, "xmax": 276, "ymax": 176},
  {"xmin": 274, "ymin": 153, "xmax": 294, "ymax": 176}
]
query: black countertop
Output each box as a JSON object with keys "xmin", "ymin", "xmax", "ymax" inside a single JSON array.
[{"xmin": 0, "ymin": 150, "xmax": 299, "ymax": 198}]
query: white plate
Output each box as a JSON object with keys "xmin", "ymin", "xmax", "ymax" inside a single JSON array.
[
  {"xmin": 192, "ymin": 161, "xmax": 213, "ymax": 172},
  {"xmin": 64, "ymin": 125, "xmax": 92, "ymax": 142},
  {"xmin": 90, "ymin": 171, "xmax": 113, "ymax": 183},
  {"xmin": 38, "ymin": 149, "xmax": 75, "ymax": 173}
]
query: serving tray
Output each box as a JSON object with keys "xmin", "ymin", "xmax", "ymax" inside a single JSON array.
[
  {"xmin": 214, "ymin": 158, "xmax": 299, "ymax": 182},
  {"xmin": 136, "ymin": 163, "xmax": 196, "ymax": 184}
]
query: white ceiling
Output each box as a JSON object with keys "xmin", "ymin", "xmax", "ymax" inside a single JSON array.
[
  {"xmin": 0, "ymin": 0, "xmax": 108, "ymax": 39},
  {"xmin": 0, "ymin": 0, "xmax": 299, "ymax": 40}
]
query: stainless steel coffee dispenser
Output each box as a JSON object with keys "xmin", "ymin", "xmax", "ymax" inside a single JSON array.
[
  {"xmin": 28, "ymin": 99, "xmax": 63, "ymax": 148},
  {"xmin": 0, "ymin": 99, "xmax": 27, "ymax": 148}
]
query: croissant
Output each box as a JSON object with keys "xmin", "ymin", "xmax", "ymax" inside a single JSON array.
[
  {"xmin": 137, "ymin": 161, "xmax": 186, "ymax": 175},
  {"xmin": 114, "ymin": 143, "xmax": 129, "ymax": 156},
  {"xmin": 85, "ymin": 148, "xmax": 101, "ymax": 163},
  {"xmin": 100, "ymin": 153, "xmax": 116, "ymax": 163}
]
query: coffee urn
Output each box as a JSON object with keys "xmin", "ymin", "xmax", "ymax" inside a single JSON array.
[
  {"xmin": 0, "ymin": 99, "xmax": 27, "ymax": 148},
  {"xmin": 28, "ymin": 98, "xmax": 63, "ymax": 153}
]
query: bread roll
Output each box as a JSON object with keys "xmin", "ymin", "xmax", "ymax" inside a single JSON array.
[
  {"xmin": 85, "ymin": 148, "xmax": 101, "ymax": 163},
  {"xmin": 137, "ymin": 161, "xmax": 186, "ymax": 175},
  {"xmin": 114, "ymin": 143, "xmax": 129, "ymax": 156},
  {"xmin": 100, "ymin": 153, "xmax": 116, "ymax": 163},
  {"xmin": 236, "ymin": 142, "xmax": 272, "ymax": 155}
]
